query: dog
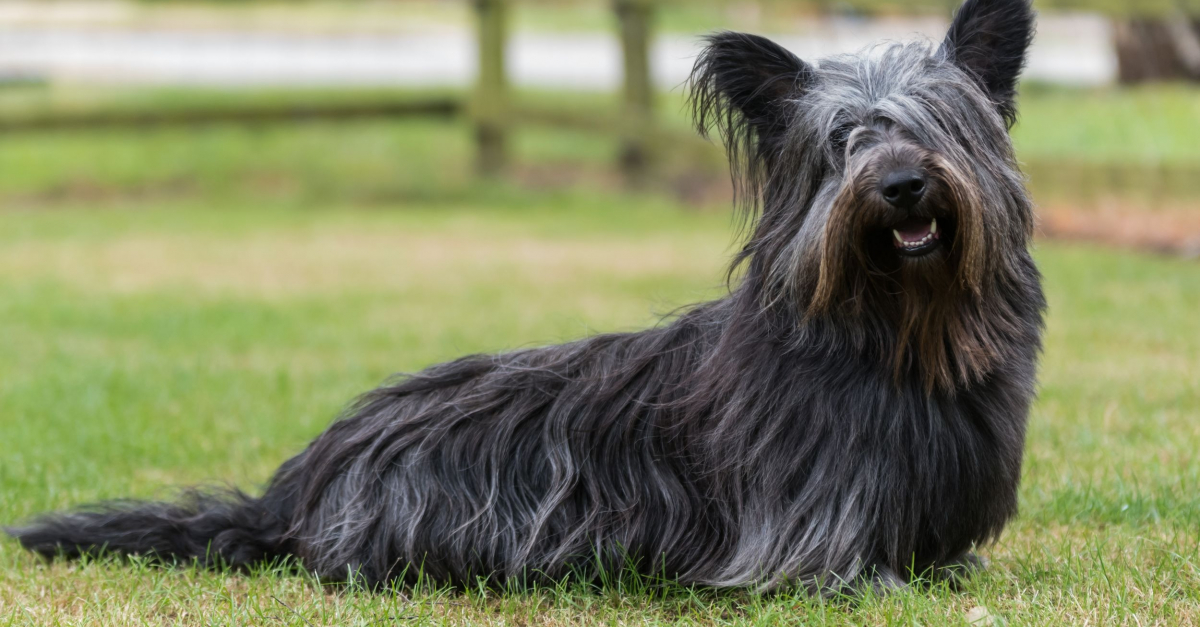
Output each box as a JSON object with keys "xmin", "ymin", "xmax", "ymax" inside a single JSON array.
[{"xmin": 9, "ymin": 0, "xmax": 1044, "ymax": 596}]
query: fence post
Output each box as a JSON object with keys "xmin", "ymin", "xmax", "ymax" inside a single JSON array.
[
  {"xmin": 616, "ymin": 0, "xmax": 654, "ymax": 188},
  {"xmin": 475, "ymin": 0, "xmax": 509, "ymax": 176}
]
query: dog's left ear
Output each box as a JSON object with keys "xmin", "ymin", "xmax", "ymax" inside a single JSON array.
[{"xmin": 940, "ymin": 0, "xmax": 1036, "ymax": 127}]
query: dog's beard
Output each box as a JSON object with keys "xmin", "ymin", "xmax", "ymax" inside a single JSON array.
[{"xmin": 799, "ymin": 152, "xmax": 1001, "ymax": 392}]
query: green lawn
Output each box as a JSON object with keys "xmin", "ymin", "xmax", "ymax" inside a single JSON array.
[
  {"xmin": 0, "ymin": 83, "xmax": 1197, "ymax": 624},
  {"xmin": 0, "ymin": 195, "xmax": 1197, "ymax": 625}
]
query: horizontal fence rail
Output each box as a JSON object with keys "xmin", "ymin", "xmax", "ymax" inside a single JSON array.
[{"xmin": 0, "ymin": 98, "xmax": 461, "ymax": 133}]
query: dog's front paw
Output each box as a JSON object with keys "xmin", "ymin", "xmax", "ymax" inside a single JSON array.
[
  {"xmin": 846, "ymin": 564, "xmax": 908, "ymax": 598},
  {"xmin": 934, "ymin": 552, "xmax": 988, "ymax": 588}
]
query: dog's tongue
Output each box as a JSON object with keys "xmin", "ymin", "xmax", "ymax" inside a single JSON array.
[{"xmin": 893, "ymin": 217, "xmax": 935, "ymax": 245}]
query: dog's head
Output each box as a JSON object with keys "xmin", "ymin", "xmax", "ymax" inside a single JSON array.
[{"xmin": 690, "ymin": 0, "xmax": 1040, "ymax": 391}]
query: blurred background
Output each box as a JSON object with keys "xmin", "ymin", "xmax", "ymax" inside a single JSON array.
[
  {"xmin": 0, "ymin": 0, "xmax": 1197, "ymax": 253},
  {"xmin": 1, "ymin": 3, "xmax": 1199, "ymax": 622}
]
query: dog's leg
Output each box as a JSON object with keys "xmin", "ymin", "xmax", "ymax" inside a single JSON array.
[
  {"xmin": 844, "ymin": 563, "xmax": 908, "ymax": 598},
  {"xmin": 868, "ymin": 564, "xmax": 909, "ymax": 594},
  {"xmin": 933, "ymin": 552, "xmax": 988, "ymax": 588},
  {"xmin": 815, "ymin": 562, "xmax": 908, "ymax": 599}
]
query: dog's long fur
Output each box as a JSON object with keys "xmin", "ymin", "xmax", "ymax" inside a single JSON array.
[{"xmin": 9, "ymin": 0, "xmax": 1045, "ymax": 595}]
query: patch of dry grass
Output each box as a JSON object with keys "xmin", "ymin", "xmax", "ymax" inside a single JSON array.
[{"xmin": 0, "ymin": 227, "xmax": 723, "ymax": 298}]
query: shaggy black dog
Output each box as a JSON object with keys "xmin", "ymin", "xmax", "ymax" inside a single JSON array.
[{"xmin": 9, "ymin": 0, "xmax": 1044, "ymax": 595}]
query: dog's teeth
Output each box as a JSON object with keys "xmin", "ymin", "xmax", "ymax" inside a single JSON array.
[
  {"xmin": 893, "ymin": 230, "xmax": 904, "ymax": 244},
  {"xmin": 930, "ymin": 219, "xmax": 938, "ymax": 235}
]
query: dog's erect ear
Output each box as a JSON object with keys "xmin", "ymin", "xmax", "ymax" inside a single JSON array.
[
  {"xmin": 689, "ymin": 32, "xmax": 813, "ymax": 146},
  {"xmin": 689, "ymin": 32, "xmax": 813, "ymax": 207},
  {"xmin": 940, "ymin": 0, "xmax": 1036, "ymax": 127},
  {"xmin": 689, "ymin": 32, "xmax": 812, "ymax": 141}
]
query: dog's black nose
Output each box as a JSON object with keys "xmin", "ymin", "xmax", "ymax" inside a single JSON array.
[{"xmin": 880, "ymin": 170, "xmax": 927, "ymax": 210}]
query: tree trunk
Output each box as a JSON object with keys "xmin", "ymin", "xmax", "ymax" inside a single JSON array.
[{"xmin": 1114, "ymin": 16, "xmax": 1200, "ymax": 83}]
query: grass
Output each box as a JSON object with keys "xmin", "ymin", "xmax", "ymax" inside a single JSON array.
[
  {"xmin": 0, "ymin": 83, "xmax": 1197, "ymax": 623},
  {"xmin": 1016, "ymin": 84, "xmax": 1200, "ymax": 168},
  {"xmin": 0, "ymin": 193, "xmax": 1198, "ymax": 625}
]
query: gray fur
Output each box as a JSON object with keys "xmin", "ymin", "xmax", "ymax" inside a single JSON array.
[{"xmin": 9, "ymin": 0, "xmax": 1044, "ymax": 597}]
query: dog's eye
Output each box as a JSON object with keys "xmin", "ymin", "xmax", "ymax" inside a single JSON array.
[{"xmin": 829, "ymin": 124, "xmax": 856, "ymax": 154}]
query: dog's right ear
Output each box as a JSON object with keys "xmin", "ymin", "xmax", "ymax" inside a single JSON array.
[
  {"xmin": 689, "ymin": 32, "xmax": 813, "ymax": 209},
  {"xmin": 689, "ymin": 32, "xmax": 813, "ymax": 145}
]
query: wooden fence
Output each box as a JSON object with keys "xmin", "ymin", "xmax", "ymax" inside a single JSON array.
[
  {"xmin": 0, "ymin": 98, "xmax": 461, "ymax": 132},
  {"xmin": 0, "ymin": 0, "xmax": 1195, "ymax": 189},
  {"xmin": 0, "ymin": 0, "xmax": 666, "ymax": 187},
  {"xmin": 472, "ymin": 0, "xmax": 661, "ymax": 186},
  {"xmin": 466, "ymin": 0, "xmax": 1200, "ymax": 183}
]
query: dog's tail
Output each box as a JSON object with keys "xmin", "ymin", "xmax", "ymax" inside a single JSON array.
[{"xmin": 5, "ymin": 489, "xmax": 293, "ymax": 568}]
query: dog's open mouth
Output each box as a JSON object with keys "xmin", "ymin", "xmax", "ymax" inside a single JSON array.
[{"xmin": 891, "ymin": 217, "xmax": 942, "ymax": 257}]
